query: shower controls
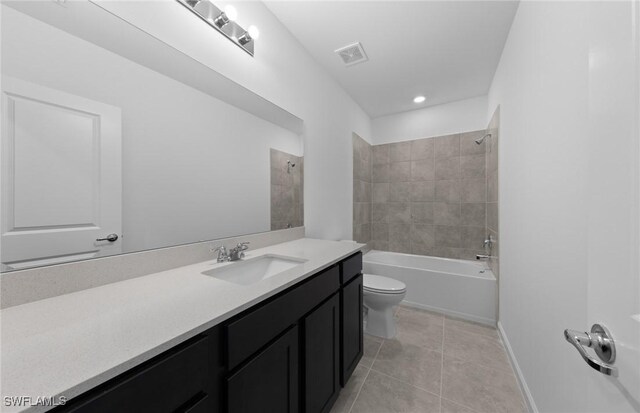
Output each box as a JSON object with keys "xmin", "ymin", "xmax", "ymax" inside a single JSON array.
[{"xmin": 564, "ymin": 323, "xmax": 617, "ymax": 376}]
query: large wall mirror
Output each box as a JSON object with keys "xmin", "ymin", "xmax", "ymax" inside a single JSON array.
[{"xmin": 0, "ymin": 2, "xmax": 304, "ymax": 272}]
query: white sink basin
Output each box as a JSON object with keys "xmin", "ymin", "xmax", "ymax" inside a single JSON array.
[{"xmin": 202, "ymin": 254, "xmax": 307, "ymax": 285}]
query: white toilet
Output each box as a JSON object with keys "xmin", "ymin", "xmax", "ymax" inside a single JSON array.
[{"xmin": 363, "ymin": 274, "xmax": 407, "ymax": 339}]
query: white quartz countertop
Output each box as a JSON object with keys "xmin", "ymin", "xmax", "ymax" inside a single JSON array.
[{"xmin": 0, "ymin": 238, "xmax": 363, "ymax": 413}]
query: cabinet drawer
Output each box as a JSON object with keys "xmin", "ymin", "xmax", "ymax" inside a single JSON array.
[
  {"xmin": 226, "ymin": 265, "xmax": 339, "ymax": 370},
  {"xmin": 340, "ymin": 252, "xmax": 362, "ymax": 284},
  {"xmin": 55, "ymin": 334, "xmax": 213, "ymax": 413}
]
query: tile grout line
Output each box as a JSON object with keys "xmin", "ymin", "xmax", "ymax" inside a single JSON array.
[
  {"xmin": 346, "ymin": 338, "xmax": 384, "ymax": 413},
  {"xmin": 368, "ymin": 367, "xmax": 442, "ymax": 400},
  {"xmin": 440, "ymin": 316, "xmax": 445, "ymax": 413}
]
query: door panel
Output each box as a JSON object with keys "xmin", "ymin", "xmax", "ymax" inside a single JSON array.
[
  {"xmin": 341, "ymin": 274, "xmax": 363, "ymax": 386},
  {"xmin": 1, "ymin": 77, "xmax": 122, "ymax": 270},
  {"xmin": 585, "ymin": 1, "xmax": 640, "ymax": 411},
  {"xmin": 227, "ymin": 326, "xmax": 299, "ymax": 413},
  {"xmin": 304, "ymin": 294, "xmax": 340, "ymax": 413}
]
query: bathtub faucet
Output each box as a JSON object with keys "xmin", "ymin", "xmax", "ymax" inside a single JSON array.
[{"xmin": 476, "ymin": 254, "xmax": 494, "ymax": 260}]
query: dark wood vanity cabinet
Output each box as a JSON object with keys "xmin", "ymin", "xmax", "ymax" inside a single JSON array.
[
  {"xmin": 227, "ymin": 326, "xmax": 300, "ymax": 413},
  {"xmin": 303, "ymin": 293, "xmax": 341, "ymax": 413},
  {"xmin": 53, "ymin": 252, "xmax": 363, "ymax": 413}
]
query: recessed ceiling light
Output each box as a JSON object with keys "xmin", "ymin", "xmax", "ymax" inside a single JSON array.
[{"xmin": 413, "ymin": 95, "xmax": 426, "ymax": 103}]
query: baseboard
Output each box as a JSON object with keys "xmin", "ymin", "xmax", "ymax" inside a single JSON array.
[
  {"xmin": 497, "ymin": 321, "xmax": 539, "ymax": 413},
  {"xmin": 400, "ymin": 299, "xmax": 496, "ymax": 326}
]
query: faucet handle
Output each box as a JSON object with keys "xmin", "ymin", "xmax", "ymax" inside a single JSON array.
[
  {"xmin": 211, "ymin": 245, "xmax": 229, "ymax": 262},
  {"xmin": 236, "ymin": 242, "xmax": 250, "ymax": 251}
]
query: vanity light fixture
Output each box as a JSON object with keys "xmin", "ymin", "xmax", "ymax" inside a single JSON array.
[
  {"xmin": 213, "ymin": 5, "xmax": 237, "ymax": 28},
  {"xmin": 413, "ymin": 95, "xmax": 426, "ymax": 103},
  {"xmin": 177, "ymin": 1, "xmax": 258, "ymax": 56}
]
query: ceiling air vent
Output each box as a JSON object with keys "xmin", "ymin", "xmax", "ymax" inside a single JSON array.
[{"xmin": 335, "ymin": 42, "xmax": 368, "ymax": 67}]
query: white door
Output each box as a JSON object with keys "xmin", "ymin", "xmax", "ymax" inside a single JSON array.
[
  {"xmin": 1, "ymin": 77, "xmax": 122, "ymax": 270},
  {"xmin": 565, "ymin": 2, "xmax": 640, "ymax": 412}
]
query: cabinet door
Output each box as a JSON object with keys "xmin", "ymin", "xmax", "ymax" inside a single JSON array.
[
  {"xmin": 227, "ymin": 326, "xmax": 299, "ymax": 413},
  {"xmin": 340, "ymin": 274, "xmax": 363, "ymax": 386},
  {"xmin": 304, "ymin": 294, "xmax": 340, "ymax": 413}
]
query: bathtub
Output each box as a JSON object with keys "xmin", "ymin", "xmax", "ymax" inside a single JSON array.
[{"xmin": 363, "ymin": 250, "xmax": 497, "ymax": 325}]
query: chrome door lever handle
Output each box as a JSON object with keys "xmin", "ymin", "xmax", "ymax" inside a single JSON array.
[
  {"xmin": 96, "ymin": 233, "xmax": 119, "ymax": 242},
  {"xmin": 564, "ymin": 324, "xmax": 617, "ymax": 377}
]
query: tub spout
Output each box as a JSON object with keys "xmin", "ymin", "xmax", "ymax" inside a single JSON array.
[{"xmin": 476, "ymin": 254, "xmax": 493, "ymax": 260}]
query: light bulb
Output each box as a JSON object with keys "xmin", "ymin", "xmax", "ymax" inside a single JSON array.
[
  {"xmin": 224, "ymin": 5, "xmax": 237, "ymax": 21},
  {"xmin": 247, "ymin": 25, "xmax": 260, "ymax": 40},
  {"xmin": 413, "ymin": 95, "xmax": 426, "ymax": 103}
]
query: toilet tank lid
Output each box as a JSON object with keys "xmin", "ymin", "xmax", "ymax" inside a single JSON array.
[{"xmin": 363, "ymin": 274, "xmax": 406, "ymax": 292}]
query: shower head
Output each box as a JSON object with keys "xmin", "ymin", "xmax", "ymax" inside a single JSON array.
[
  {"xmin": 475, "ymin": 133, "xmax": 492, "ymax": 145},
  {"xmin": 287, "ymin": 160, "xmax": 296, "ymax": 174}
]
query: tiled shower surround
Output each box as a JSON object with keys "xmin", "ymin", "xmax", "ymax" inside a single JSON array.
[
  {"xmin": 486, "ymin": 108, "xmax": 500, "ymax": 277},
  {"xmin": 271, "ymin": 148, "xmax": 304, "ymax": 230},
  {"xmin": 354, "ymin": 129, "xmax": 496, "ymax": 261},
  {"xmin": 353, "ymin": 133, "xmax": 372, "ymax": 244}
]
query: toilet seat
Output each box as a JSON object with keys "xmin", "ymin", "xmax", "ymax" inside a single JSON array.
[{"xmin": 363, "ymin": 274, "xmax": 406, "ymax": 295}]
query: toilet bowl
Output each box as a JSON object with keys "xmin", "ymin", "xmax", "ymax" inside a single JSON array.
[{"xmin": 363, "ymin": 274, "xmax": 406, "ymax": 339}]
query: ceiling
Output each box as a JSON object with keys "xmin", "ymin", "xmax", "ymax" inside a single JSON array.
[{"xmin": 265, "ymin": 1, "xmax": 519, "ymax": 118}]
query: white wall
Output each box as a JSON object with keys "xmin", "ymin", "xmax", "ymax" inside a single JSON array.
[
  {"xmin": 2, "ymin": 6, "xmax": 301, "ymax": 252},
  {"xmin": 488, "ymin": 2, "xmax": 639, "ymax": 412},
  {"xmin": 371, "ymin": 95, "xmax": 487, "ymax": 144},
  {"xmin": 93, "ymin": 0, "xmax": 372, "ymax": 241}
]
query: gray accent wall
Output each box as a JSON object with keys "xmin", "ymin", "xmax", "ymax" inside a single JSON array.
[
  {"xmin": 353, "ymin": 129, "xmax": 497, "ymax": 261},
  {"xmin": 353, "ymin": 133, "xmax": 372, "ymax": 244},
  {"xmin": 271, "ymin": 149, "xmax": 304, "ymax": 230}
]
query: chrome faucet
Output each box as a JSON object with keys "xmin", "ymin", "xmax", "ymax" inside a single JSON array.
[
  {"xmin": 212, "ymin": 245, "xmax": 230, "ymax": 263},
  {"xmin": 228, "ymin": 242, "xmax": 250, "ymax": 261}
]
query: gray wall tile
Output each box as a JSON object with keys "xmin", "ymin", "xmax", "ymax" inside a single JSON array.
[
  {"xmin": 372, "ymin": 203, "xmax": 389, "ymax": 223},
  {"xmin": 460, "ymin": 226, "xmax": 486, "ymax": 250},
  {"xmin": 434, "ymin": 134, "xmax": 460, "ymax": 159},
  {"xmin": 435, "ymin": 157, "xmax": 461, "ymax": 180},
  {"xmin": 373, "ymin": 145, "xmax": 389, "ymax": 165},
  {"xmin": 389, "ymin": 141, "xmax": 412, "ymax": 161},
  {"xmin": 411, "ymin": 181, "xmax": 436, "ymax": 201},
  {"xmin": 435, "ymin": 226, "xmax": 461, "ymax": 248},
  {"xmin": 460, "ymin": 179, "xmax": 486, "ymax": 202},
  {"xmin": 388, "ymin": 202, "xmax": 411, "ymax": 223},
  {"xmin": 461, "ymin": 203, "xmax": 486, "ymax": 227},
  {"xmin": 435, "ymin": 180, "xmax": 461, "ymax": 203},
  {"xmin": 411, "ymin": 159, "xmax": 435, "ymax": 181},
  {"xmin": 373, "ymin": 183, "xmax": 390, "ymax": 203},
  {"xmin": 460, "ymin": 154, "xmax": 486, "ymax": 178},
  {"xmin": 389, "ymin": 182, "xmax": 412, "ymax": 202},
  {"xmin": 434, "ymin": 202, "xmax": 461, "ymax": 226},
  {"xmin": 411, "ymin": 202, "xmax": 434, "ymax": 224},
  {"xmin": 460, "ymin": 130, "xmax": 487, "ymax": 156},
  {"xmin": 411, "ymin": 138, "xmax": 435, "ymax": 160},
  {"xmin": 355, "ymin": 125, "xmax": 497, "ymax": 262},
  {"xmin": 389, "ymin": 161, "xmax": 411, "ymax": 182},
  {"xmin": 372, "ymin": 223, "xmax": 389, "ymax": 241},
  {"xmin": 372, "ymin": 163, "xmax": 390, "ymax": 182}
]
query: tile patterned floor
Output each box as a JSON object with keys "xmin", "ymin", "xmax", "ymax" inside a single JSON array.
[{"xmin": 331, "ymin": 306, "xmax": 527, "ymax": 413}]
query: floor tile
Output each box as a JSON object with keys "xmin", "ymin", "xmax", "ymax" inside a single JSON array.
[
  {"xmin": 443, "ymin": 327, "xmax": 511, "ymax": 371},
  {"xmin": 441, "ymin": 398, "xmax": 476, "ymax": 413},
  {"xmin": 442, "ymin": 357, "xmax": 526, "ymax": 413},
  {"xmin": 330, "ymin": 364, "xmax": 369, "ymax": 413},
  {"xmin": 372, "ymin": 339, "xmax": 442, "ymax": 395},
  {"xmin": 350, "ymin": 370, "xmax": 440, "ymax": 413},
  {"xmin": 360, "ymin": 334, "xmax": 383, "ymax": 368},
  {"xmin": 395, "ymin": 306, "xmax": 444, "ymax": 351},
  {"xmin": 444, "ymin": 316, "xmax": 499, "ymax": 340}
]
